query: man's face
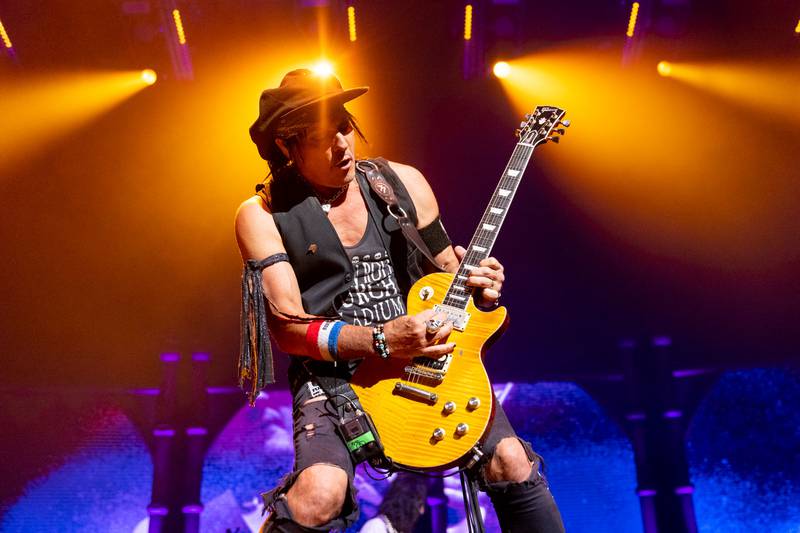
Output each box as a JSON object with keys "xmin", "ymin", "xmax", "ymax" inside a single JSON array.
[{"xmin": 293, "ymin": 110, "xmax": 356, "ymax": 188}]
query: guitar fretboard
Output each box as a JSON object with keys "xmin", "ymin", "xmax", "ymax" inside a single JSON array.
[{"xmin": 441, "ymin": 142, "xmax": 536, "ymax": 310}]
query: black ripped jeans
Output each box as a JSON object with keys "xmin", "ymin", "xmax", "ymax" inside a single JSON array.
[{"xmin": 261, "ymin": 387, "xmax": 565, "ymax": 532}]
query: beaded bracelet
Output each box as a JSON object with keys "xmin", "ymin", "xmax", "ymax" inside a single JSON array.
[{"xmin": 372, "ymin": 323, "xmax": 391, "ymax": 359}]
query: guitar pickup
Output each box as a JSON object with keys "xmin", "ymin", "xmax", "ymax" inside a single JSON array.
[
  {"xmin": 411, "ymin": 354, "xmax": 452, "ymax": 372},
  {"xmin": 433, "ymin": 304, "xmax": 470, "ymax": 331}
]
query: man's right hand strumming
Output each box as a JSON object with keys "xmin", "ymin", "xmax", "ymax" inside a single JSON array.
[{"xmin": 383, "ymin": 310, "xmax": 455, "ymax": 359}]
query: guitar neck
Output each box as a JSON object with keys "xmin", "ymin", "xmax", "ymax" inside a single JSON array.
[{"xmin": 442, "ymin": 141, "xmax": 536, "ymax": 310}]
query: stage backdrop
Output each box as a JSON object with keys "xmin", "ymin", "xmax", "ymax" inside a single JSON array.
[{"xmin": 2, "ymin": 370, "xmax": 799, "ymax": 532}]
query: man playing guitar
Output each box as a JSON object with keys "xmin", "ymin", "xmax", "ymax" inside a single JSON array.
[{"xmin": 235, "ymin": 68, "xmax": 564, "ymax": 532}]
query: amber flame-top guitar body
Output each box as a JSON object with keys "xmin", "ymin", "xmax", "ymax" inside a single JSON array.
[
  {"xmin": 351, "ymin": 105, "xmax": 567, "ymax": 471},
  {"xmin": 350, "ymin": 272, "xmax": 508, "ymax": 470}
]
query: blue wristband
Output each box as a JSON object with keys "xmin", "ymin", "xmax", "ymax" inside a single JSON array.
[{"xmin": 327, "ymin": 321, "xmax": 345, "ymax": 359}]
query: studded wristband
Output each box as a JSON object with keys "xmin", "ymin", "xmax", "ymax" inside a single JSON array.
[{"xmin": 372, "ymin": 323, "xmax": 390, "ymax": 359}]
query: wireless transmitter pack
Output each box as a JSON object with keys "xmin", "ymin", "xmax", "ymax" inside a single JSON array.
[{"xmin": 336, "ymin": 407, "xmax": 386, "ymax": 466}]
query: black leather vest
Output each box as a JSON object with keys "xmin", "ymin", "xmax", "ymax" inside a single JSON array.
[{"xmin": 264, "ymin": 158, "xmax": 427, "ymax": 317}]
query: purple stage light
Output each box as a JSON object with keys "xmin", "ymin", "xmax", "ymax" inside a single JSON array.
[
  {"xmin": 152, "ymin": 427, "xmax": 176, "ymax": 437},
  {"xmin": 652, "ymin": 336, "xmax": 672, "ymax": 347},
  {"xmin": 147, "ymin": 505, "xmax": 169, "ymax": 516},
  {"xmin": 674, "ymin": 485, "xmax": 695, "ymax": 495},
  {"xmin": 182, "ymin": 504, "xmax": 204, "ymax": 514},
  {"xmin": 130, "ymin": 387, "xmax": 160, "ymax": 396},
  {"xmin": 186, "ymin": 426, "xmax": 208, "ymax": 436},
  {"xmin": 663, "ymin": 410, "xmax": 683, "ymax": 419},
  {"xmin": 192, "ymin": 352, "xmax": 210, "ymax": 361},
  {"xmin": 672, "ymin": 368, "xmax": 713, "ymax": 378},
  {"xmin": 637, "ymin": 488, "xmax": 658, "ymax": 497},
  {"xmin": 206, "ymin": 386, "xmax": 240, "ymax": 394},
  {"xmin": 160, "ymin": 352, "xmax": 180, "ymax": 362},
  {"xmin": 625, "ymin": 411, "xmax": 647, "ymax": 421}
]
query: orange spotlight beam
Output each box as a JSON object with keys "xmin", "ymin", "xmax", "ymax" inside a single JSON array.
[
  {"xmin": 172, "ymin": 9, "xmax": 186, "ymax": 45},
  {"xmin": 626, "ymin": 2, "xmax": 640, "ymax": 38},
  {"xmin": 464, "ymin": 4, "xmax": 473, "ymax": 41},
  {"xmin": 0, "ymin": 70, "xmax": 155, "ymax": 174},
  {"xmin": 0, "ymin": 17, "xmax": 13, "ymax": 49},
  {"xmin": 347, "ymin": 6, "xmax": 357, "ymax": 42},
  {"xmin": 795, "ymin": 18, "xmax": 800, "ymax": 33}
]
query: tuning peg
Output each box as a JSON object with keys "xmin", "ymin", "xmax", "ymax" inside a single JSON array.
[
  {"xmin": 519, "ymin": 121, "xmax": 527, "ymax": 129},
  {"xmin": 514, "ymin": 129, "xmax": 521, "ymax": 137},
  {"xmin": 554, "ymin": 128, "xmax": 565, "ymax": 135},
  {"xmin": 547, "ymin": 136, "xmax": 560, "ymax": 143},
  {"xmin": 559, "ymin": 120, "xmax": 571, "ymax": 127},
  {"xmin": 525, "ymin": 113, "xmax": 532, "ymax": 119}
]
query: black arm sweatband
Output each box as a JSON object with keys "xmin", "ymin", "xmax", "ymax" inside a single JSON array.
[{"xmin": 418, "ymin": 216, "xmax": 452, "ymax": 257}]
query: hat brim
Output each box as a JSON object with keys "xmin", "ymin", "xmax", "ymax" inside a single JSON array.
[{"xmin": 278, "ymin": 86, "xmax": 369, "ymax": 125}]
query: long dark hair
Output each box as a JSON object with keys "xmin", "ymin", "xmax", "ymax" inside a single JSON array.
[{"xmin": 378, "ymin": 473, "xmax": 428, "ymax": 532}]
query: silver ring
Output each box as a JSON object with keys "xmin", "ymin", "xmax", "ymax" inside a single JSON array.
[{"xmin": 426, "ymin": 319, "xmax": 443, "ymax": 334}]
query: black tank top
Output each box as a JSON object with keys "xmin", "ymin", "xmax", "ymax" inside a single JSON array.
[{"xmin": 333, "ymin": 215, "xmax": 407, "ymax": 326}]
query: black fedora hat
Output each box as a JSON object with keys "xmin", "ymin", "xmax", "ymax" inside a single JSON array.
[{"xmin": 249, "ymin": 68, "xmax": 368, "ymax": 160}]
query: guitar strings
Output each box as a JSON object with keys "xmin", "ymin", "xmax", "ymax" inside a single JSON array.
[{"xmin": 405, "ymin": 114, "xmax": 554, "ymax": 390}]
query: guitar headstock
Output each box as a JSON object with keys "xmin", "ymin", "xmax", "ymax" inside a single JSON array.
[{"xmin": 516, "ymin": 106, "xmax": 569, "ymax": 146}]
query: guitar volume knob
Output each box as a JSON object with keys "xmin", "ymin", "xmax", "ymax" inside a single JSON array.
[
  {"xmin": 419, "ymin": 286, "xmax": 434, "ymax": 301},
  {"xmin": 432, "ymin": 428, "xmax": 446, "ymax": 441},
  {"xmin": 467, "ymin": 397, "xmax": 481, "ymax": 410}
]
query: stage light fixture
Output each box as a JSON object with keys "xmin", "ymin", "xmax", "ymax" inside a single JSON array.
[
  {"xmin": 464, "ymin": 4, "xmax": 473, "ymax": 41},
  {"xmin": 312, "ymin": 60, "xmax": 334, "ymax": 78},
  {"xmin": 347, "ymin": 6, "xmax": 357, "ymax": 42},
  {"xmin": 141, "ymin": 69, "xmax": 158, "ymax": 85},
  {"xmin": 626, "ymin": 2, "xmax": 640, "ymax": 38},
  {"xmin": 172, "ymin": 9, "xmax": 186, "ymax": 45},
  {"xmin": 657, "ymin": 61, "xmax": 672, "ymax": 77},
  {"xmin": 493, "ymin": 61, "xmax": 511, "ymax": 79},
  {"xmin": 0, "ymin": 17, "xmax": 12, "ymax": 49}
]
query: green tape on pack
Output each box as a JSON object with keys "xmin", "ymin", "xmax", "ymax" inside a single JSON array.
[{"xmin": 346, "ymin": 431, "xmax": 375, "ymax": 452}]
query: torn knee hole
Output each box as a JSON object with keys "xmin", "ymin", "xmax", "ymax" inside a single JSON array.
[{"xmin": 303, "ymin": 423, "xmax": 316, "ymax": 439}]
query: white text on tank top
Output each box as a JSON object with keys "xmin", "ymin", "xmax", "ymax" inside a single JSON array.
[{"xmin": 334, "ymin": 217, "xmax": 406, "ymax": 326}]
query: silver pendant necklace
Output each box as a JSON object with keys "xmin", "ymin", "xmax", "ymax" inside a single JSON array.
[{"xmin": 319, "ymin": 183, "xmax": 349, "ymax": 214}]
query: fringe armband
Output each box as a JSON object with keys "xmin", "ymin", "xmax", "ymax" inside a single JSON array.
[{"xmin": 239, "ymin": 252, "xmax": 289, "ymax": 406}]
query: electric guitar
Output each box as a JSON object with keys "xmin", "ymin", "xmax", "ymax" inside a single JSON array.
[{"xmin": 351, "ymin": 106, "xmax": 569, "ymax": 470}]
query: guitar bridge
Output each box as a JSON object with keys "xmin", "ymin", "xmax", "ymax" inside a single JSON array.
[
  {"xmin": 404, "ymin": 365, "xmax": 445, "ymax": 383},
  {"xmin": 433, "ymin": 304, "xmax": 470, "ymax": 331}
]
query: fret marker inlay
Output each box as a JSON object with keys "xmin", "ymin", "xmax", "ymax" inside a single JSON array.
[
  {"xmin": 507, "ymin": 169, "xmax": 520, "ymax": 177},
  {"xmin": 472, "ymin": 245, "xmax": 487, "ymax": 253},
  {"xmin": 498, "ymin": 189, "xmax": 511, "ymax": 197},
  {"xmin": 449, "ymin": 295, "xmax": 466, "ymax": 301},
  {"xmin": 482, "ymin": 223, "xmax": 496, "ymax": 231},
  {"xmin": 490, "ymin": 207, "xmax": 504, "ymax": 215}
]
